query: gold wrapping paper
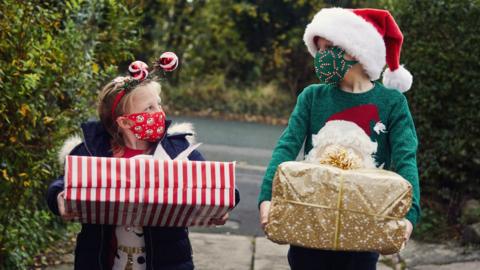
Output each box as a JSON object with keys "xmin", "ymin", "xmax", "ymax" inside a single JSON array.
[{"xmin": 265, "ymin": 161, "xmax": 412, "ymax": 255}]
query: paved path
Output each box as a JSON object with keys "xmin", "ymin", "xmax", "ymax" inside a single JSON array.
[
  {"xmin": 192, "ymin": 234, "xmax": 480, "ymax": 270},
  {"xmin": 47, "ymin": 233, "xmax": 480, "ymax": 270},
  {"xmin": 170, "ymin": 115, "xmax": 288, "ymax": 167}
]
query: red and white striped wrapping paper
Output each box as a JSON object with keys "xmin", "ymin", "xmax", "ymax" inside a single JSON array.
[{"xmin": 64, "ymin": 155, "xmax": 235, "ymax": 227}]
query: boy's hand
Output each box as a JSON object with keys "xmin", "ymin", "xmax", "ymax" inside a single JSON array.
[
  {"xmin": 211, "ymin": 212, "xmax": 229, "ymax": 225},
  {"xmin": 397, "ymin": 220, "xmax": 413, "ymax": 251},
  {"xmin": 259, "ymin": 201, "xmax": 271, "ymax": 231},
  {"xmin": 57, "ymin": 191, "xmax": 78, "ymax": 221},
  {"xmin": 404, "ymin": 219, "xmax": 413, "ymax": 242}
]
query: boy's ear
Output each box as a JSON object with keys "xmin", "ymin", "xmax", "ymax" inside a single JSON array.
[{"xmin": 116, "ymin": 116, "xmax": 134, "ymax": 129}]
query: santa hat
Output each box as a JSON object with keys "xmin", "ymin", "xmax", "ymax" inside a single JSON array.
[
  {"xmin": 326, "ymin": 104, "xmax": 386, "ymax": 136},
  {"xmin": 303, "ymin": 8, "xmax": 413, "ymax": 92}
]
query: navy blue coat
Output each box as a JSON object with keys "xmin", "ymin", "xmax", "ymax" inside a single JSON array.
[{"xmin": 47, "ymin": 121, "xmax": 240, "ymax": 270}]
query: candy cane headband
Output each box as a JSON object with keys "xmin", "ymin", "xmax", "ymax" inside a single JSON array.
[{"xmin": 111, "ymin": 52, "xmax": 179, "ymax": 119}]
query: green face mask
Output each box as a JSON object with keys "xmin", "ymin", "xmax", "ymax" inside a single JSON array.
[{"xmin": 314, "ymin": 46, "xmax": 358, "ymax": 85}]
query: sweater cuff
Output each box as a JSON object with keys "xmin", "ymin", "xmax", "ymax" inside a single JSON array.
[
  {"xmin": 257, "ymin": 193, "xmax": 272, "ymax": 209},
  {"xmin": 406, "ymin": 208, "xmax": 419, "ymax": 227}
]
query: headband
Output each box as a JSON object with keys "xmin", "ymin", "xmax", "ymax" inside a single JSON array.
[{"xmin": 110, "ymin": 52, "xmax": 179, "ymax": 119}]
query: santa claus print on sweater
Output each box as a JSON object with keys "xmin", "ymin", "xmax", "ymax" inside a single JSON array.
[
  {"xmin": 327, "ymin": 104, "xmax": 386, "ymax": 137},
  {"xmin": 259, "ymin": 82, "xmax": 421, "ymax": 226}
]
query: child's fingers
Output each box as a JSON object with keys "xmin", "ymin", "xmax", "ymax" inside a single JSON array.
[
  {"xmin": 221, "ymin": 212, "xmax": 229, "ymax": 221},
  {"xmin": 211, "ymin": 219, "xmax": 226, "ymax": 225},
  {"xmin": 57, "ymin": 191, "xmax": 66, "ymax": 216},
  {"xmin": 260, "ymin": 216, "xmax": 269, "ymax": 231},
  {"xmin": 57, "ymin": 191, "xmax": 81, "ymax": 221},
  {"xmin": 62, "ymin": 211, "xmax": 80, "ymax": 221},
  {"xmin": 62, "ymin": 212, "xmax": 73, "ymax": 221},
  {"xmin": 61, "ymin": 214, "xmax": 73, "ymax": 221},
  {"xmin": 400, "ymin": 240, "xmax": 406, "ymax": 251},
  {"xmin": 404, "ymin": 220, "xmax": 413, "ymax": 240},
  {"xmin": 260, "ymin": 218, "xmax": 268, "ymax": 230},
  {"xmin": 211, "ymin": 213, "xmax": 229, "ymax": 225},
  {"xmin": 210, "ymin": 220, "xmax": 221, "ymax": 225},
  {"xmin": 259, "ymin": 201, "xmax": 271, "ymax": 231}
]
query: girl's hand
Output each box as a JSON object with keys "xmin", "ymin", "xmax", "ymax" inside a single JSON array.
[
  {"xmin": 57, "ymin": 191, "xmax": 78, "ymax": 221},
  {"xmin": 259, "ymin": 201, "xmax": 271, "ymax": 231},
  {"xmin": 211, "ymin": 212, "xmax": 229, "ymax": 225}
]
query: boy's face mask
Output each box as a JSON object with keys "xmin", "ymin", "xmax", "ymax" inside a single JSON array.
[
  {"xmin": 125, "ymin": 110, "xmax": 166, "ymax": 142},
  {"xmin": 314, "ymin": 46, "xmax": 358, "ymax": 85}
]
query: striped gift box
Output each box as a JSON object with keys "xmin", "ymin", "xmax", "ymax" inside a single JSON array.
[{"xmin": 64, "ymin": 155, "xmax": 235, "ymax": 227}]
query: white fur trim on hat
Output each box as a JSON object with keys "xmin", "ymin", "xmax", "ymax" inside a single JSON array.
[
  {"xmin": 382, "ymin": 65, "xmax": 413, "ymax": 92},
  {"xmin": 303, "ymin": 8, "xmax": 386, "ymax": 81}
]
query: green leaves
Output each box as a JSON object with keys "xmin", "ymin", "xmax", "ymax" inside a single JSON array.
[
  {"xmin": 1, "ymin": 0, "xmax": 478, "ymax": 264},
  {"xmin": 385, "ymin": 0, "xmax": 480, "ymax": 228},
  {"xmin": 0, "ymin": 0, "xmax": 141, "ymax": 268}
]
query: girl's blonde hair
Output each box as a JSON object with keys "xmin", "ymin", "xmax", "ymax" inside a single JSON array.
[{"xmin": 97, "ymin": 77, "xmax": 161, "ymax": 147}]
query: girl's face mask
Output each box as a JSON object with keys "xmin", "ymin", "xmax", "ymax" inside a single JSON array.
[
  {"xmin": 314, "ymin": 46, "xmax": 358, "ymax": 85},
  {"xmin": 124, "ymin": 110, "xmax": 166, "ymax": 142}
]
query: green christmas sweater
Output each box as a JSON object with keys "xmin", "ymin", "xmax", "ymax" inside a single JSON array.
[{"xmin": 258, "ymin": 82, "xmax": 421, "ymax": 226}]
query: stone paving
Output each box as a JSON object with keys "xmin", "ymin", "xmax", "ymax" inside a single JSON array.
[{"xmin": 46, "ymin": 233, "xmax": 480, "ymax": 270}]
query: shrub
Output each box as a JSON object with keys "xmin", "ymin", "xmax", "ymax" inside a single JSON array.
[
  {"xmin": 0, "ymin": 1, "xmax": 141, "ymax": 268},
  {"xmin": 162, "ymin": 74, "xmax": 294, "ymax": 122},
  {"xmin": 385, "ymin": 0, "xmax": 480, "ymax": 226}
]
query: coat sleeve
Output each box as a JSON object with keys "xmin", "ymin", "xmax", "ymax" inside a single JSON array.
[
  {"xmin": 187, "ymin": 149, "xmax": 205, "ymax": 162},
  {"xmin": 47, "ymin": 176, "xmax": 65, "ymax": 216},
  {"xmin": 258, "ymin": 88, "xmax": 311, "ymax": 206},
  {"xmin": 46, "ymin": 143, "xmax": 86, "ymax": 216}
]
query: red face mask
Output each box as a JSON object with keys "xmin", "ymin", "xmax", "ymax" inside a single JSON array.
[{"xmin": 125, "ymin": 110, "xmax": 166, "ymax": 142}]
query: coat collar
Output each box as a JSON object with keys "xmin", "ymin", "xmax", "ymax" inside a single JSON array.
[{"xmin": 79, "ymin": 120, "xmax": 176, "ymax": 157}]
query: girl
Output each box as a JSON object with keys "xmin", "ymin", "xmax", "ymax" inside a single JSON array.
[
  {"xmin": 258, "ymin": 8, "xmax": 420, "ymax": 270},
  {"xmin": 47, "ymin": 57, "xmax": 239, "ymax": 270}
]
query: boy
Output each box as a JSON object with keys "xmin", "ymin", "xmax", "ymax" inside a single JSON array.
[{"xmin": 258, "ymin": 8, "xmax": 420, "ymax": 270}]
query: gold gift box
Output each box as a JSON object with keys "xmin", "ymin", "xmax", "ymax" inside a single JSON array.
[{"xmin": 265, "ymin": 161, "xmax": 412, "ymax": 255}]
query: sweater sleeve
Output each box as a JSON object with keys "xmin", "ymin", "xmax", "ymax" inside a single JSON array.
[
  {"xmin": 258, "ymin": 88, "xmax": 311, "ymax": 205},
  {"xmin": 388, "ymin": 95, "xmax": 421, "ymax": 226}
]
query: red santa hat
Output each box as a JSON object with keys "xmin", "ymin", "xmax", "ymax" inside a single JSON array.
[
  {"xmin": 326, "ymin": 104, "xmax": 386, "ymax": 136},
  {"xmin": 303, "ymin": 8, "xmax": 413, "ymax": 92}
]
